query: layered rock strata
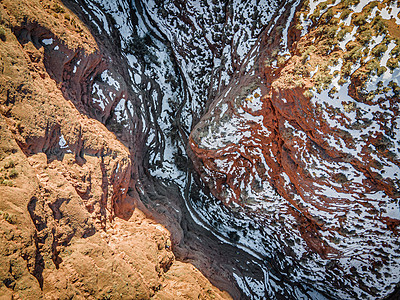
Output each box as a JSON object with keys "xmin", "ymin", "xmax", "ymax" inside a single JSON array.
[
  {"xmin": 0, "ymin": 0, "xmax": 231, "ymax": 298},
  {"xmin": 190, "ymin": 0, "xmax": 400, "ymax": 298}
]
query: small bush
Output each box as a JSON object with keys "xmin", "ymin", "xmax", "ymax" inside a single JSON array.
[
  {"xmin": 277, "ymin": 56, "xmax": 286, "ymax": 67},
  {"xmin": 1, "ymin": 179, "xmax": 13, "ymax": 187},
  {"xmin": 372, "ymin": 16, "xmax": 387, "ymax": 33},
  {"xmin": 340, "ymin": 9, "xmax": 351, "ymax": 20},
  {"xmin": 391, "ymin": 45, "xmax": 400, "ymax": 56},
  {"xmin": 337, "ymin": 29, "xmax": 348, "ymax": 42},
  {"xmin": 389, "ymin": 81, "xmax": 400, "ymax": 95},
  {"xmin": 377, "ymin": 66, "xmax": 387, "ymax": 76},
  {"xmin": 52, "ymin": 4, "xmax": 65, "ymax": 14},
  {"xmin": 387, "ymin": 57, "xmax": 399, "ymax": 70},
  {"xmin": 338, "ymin": 77, "xmax": 347, "ymax": 85},
  {"xmin": 366, "ymin": 59, "xmax": 379, "ymax": 72},
  {"xmin": 344, "ymin": 46, "xmax": 362, "ymax": 62},
  {"xmin": 358, "ymin": 30, "xmax": 372, "ymax": 46},
  {"xmin": 303, "ymin": 90, "xmax": 313, "ymax": 98},
  {"xmin": 372, "ymin": 44, "xmax": 387, "ymax": 58},
  {"xmin": 8, "ymin": 168, "xmax": 18, "ymax": 179},
  {"xmin": 0, "ymin": 26, "xmax": 6, "ymax": 42},
  {"xmin": 4, "ymin": 160, "xmax": 15, "ymax": 169},
  {"xmin": 328, "ymin": 87, "xmax": 338, "ymax": 98},
  {"xmin": 353, "ymin": 13, "xmax": 367, "ymax": 26},
  {"xmin": 343, "ymin": 101, "xmax": 356, "ymax": 113},
  {"xmin": 342, "ymin": 62, "xmax": 352, "ymax": 77},
  {"xmin": 3, "ymin": 212, "xmax": 16, "ymax": 224}
]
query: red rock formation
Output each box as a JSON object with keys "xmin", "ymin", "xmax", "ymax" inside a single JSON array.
[{"xmin": 189, "ymin": 1, "xmax": 400, "ymax": 298}]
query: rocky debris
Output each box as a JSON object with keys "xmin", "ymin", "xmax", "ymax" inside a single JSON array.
[{"xmin": 0, "ymin": 0, "xmax": 231, "ymax": 299}]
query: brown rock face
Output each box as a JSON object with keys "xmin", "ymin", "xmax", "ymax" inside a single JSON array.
[
  {"xmin": 0, "ymin": 0, "xmax": 230, "ymax": 299},
  {"xmin": 189, "ymin": 1, "xmax": 400, "ymax": 298}
]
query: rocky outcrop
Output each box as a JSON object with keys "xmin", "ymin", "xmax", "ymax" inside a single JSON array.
[
  {"xmin": 57, "ymin": 0, "xmax": 400, "ymax": 298},
  {"xmin": 0, "ymin": 0, "xmax": 231, "ymax": 298},
  {"xmin": 189, "ymin": 1, "xmax": 400, "ymax": 299},
  {"xmin": 2, "ymin": 0, "xmax": 400, "ymax": 298}
]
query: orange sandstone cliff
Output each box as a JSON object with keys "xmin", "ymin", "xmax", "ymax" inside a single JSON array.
[{"xmin": 0, "ymin": 0, "xmax": 231, "ymax": 298}]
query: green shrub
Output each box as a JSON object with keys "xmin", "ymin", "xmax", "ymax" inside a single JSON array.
[
  {"xmin": 310, "ymin": 10, "xmax": 321, "ymax": 22},
  {"xmin": 342, "ymin": 62, "xmax": 352, "ymax": 77},
  {"xmin": 337, "ymin": 28, "xmax": 349, "ymax": 41},
  {"xmin": 1, "ymin": 179, "xmax": 13, "ymax": 187},
  {"xmin": 52, "ymin": 4, "xmax": 65, "ymax": 14},
  {"xmin": 3, "ymin": 212, "xmax": 16, "ymax": 224},
  {"xmin": 372, "ymin": 44, "xmax": 387, "ymax": 58},
  {"xmin": 340, "ymin": 9, "xmax": 351, "ymax": 20},
  {"xmin": 377, "ymin": 66, "xmax": 387, "ymax": 76},
  {"xmin": 8, "ymin": 168, "xmax": 18, "ymax": 179},
  {"xmin": 328, "ymin": 87, "xmax": 338, "ymax": 98},
  {"xmin": 358, "ymin": 29, "xmax": 372, "ymax": 46},
  {"xmin": 387, "ymin": 57, "xmax": 399, "ymax": 70},
  {"xmin": 391, "ymin": 44, "xmax": 400, "ymax": 56},
  {"xmin": 372, "ymin": 16, "xmax": 387, "ymax": 33},
  {"xmin": 295, "ymin": 23, "xmax": 303, "ymax": 31},
  {"xmin": 389, "ymin": 81, "xmax": 400, "ymax": 95},
  {"xmin": 366, "ymin": 59, "xmax": 379, "ymax": 72},
  {"xmin": 303, "ymin": 90, "xmax": 313, "ymax": 98},
  {"xmin": 344, "ymin": 46, "xmax": 362, "ymax": 62},
  {"xmin": 4, "ymin": 160, "xmax": 15, "ymax": 169},
  {"xmin": 342, "ymin": 0, "xmax": 360, "ymax": 8},
  {"xmin": 353, "ymin": 13, "xmax": 367, "ymax": 26},
  {"xmin": 0, "ymin": 26, "xmax": 6, "ymax": 42},
  {"xmin": 338, "ymin": 77, "xmax": 347, "ymax": 85},
  {"xmin": 324, "ymin": 8, "xmax": 334, "ymax": 21}
]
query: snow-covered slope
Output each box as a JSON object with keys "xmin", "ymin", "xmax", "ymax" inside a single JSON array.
[
  {"xmin": 64, "ymin": 0, "xmax": 400, "ymax": 299},
  {"xmin": 190, "ymin": 0, "xmax": 400, "ymax": 299}
]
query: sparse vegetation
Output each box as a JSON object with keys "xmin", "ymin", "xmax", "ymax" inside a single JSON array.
[
  {"xmin": 377, "ymin": 66, "xmax": 387, "ymax": 76},
  {"xmin": 1, "ymin": 179, "xmax": 13, "ymax": 187},
  {"xmin": 303, "ymin": 90, "xmax": 313, "ymax": 98},
  {"xmin": 2, "ymin": 212, "xmax": 17, "ymax": 224},
  {"xmin": 4, "ymin": 160, "xmax": 15, "ymax": 169},
  {"xmin": 293, "ymin": 0, "xmax": 400, "ymax": 99},
  {"xmin": 372, "ymin": 44, "xmax": 388, "ymax": 58},
  {"xmin": 0, "ymin": 26, "xmax": 6, "ymax": 42},
  {"xmin": 52, "ymin": 3, "xmax": 65, "ymax": 14},
  {"xmin": 387, "ymin": 58, "xmax": 399, "ymax": 70},
  {"xmin": 8, "ymin": 168, "xmax": 18, "ymax": 179},
  {"xmin": 340, "ymin": 9, "xmax": 351, "ymax": 20}
]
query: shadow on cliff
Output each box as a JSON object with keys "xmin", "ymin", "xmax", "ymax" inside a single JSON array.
[{"xmin": 8, "ymin": 2, "xmax": 254, "ymax": 298}]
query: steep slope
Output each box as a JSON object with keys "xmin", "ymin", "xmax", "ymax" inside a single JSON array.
[
  {"xmin": 0, "ymin": 0, "xmax": 231, "ymax": 298},
  {"xmin": 61, "ymin": 0, "xmax": 323, "ymax": 299},
  {"xmin": 57, "ymin": 0, "xmax": 400, "ymax": 298},
  {"xmin": 2, "ymin": 0, "xmax": 400, "ymax": 299},
  {"xmin": 190, "ymin": 0, "xmax": 400, "ymax": 299}
]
